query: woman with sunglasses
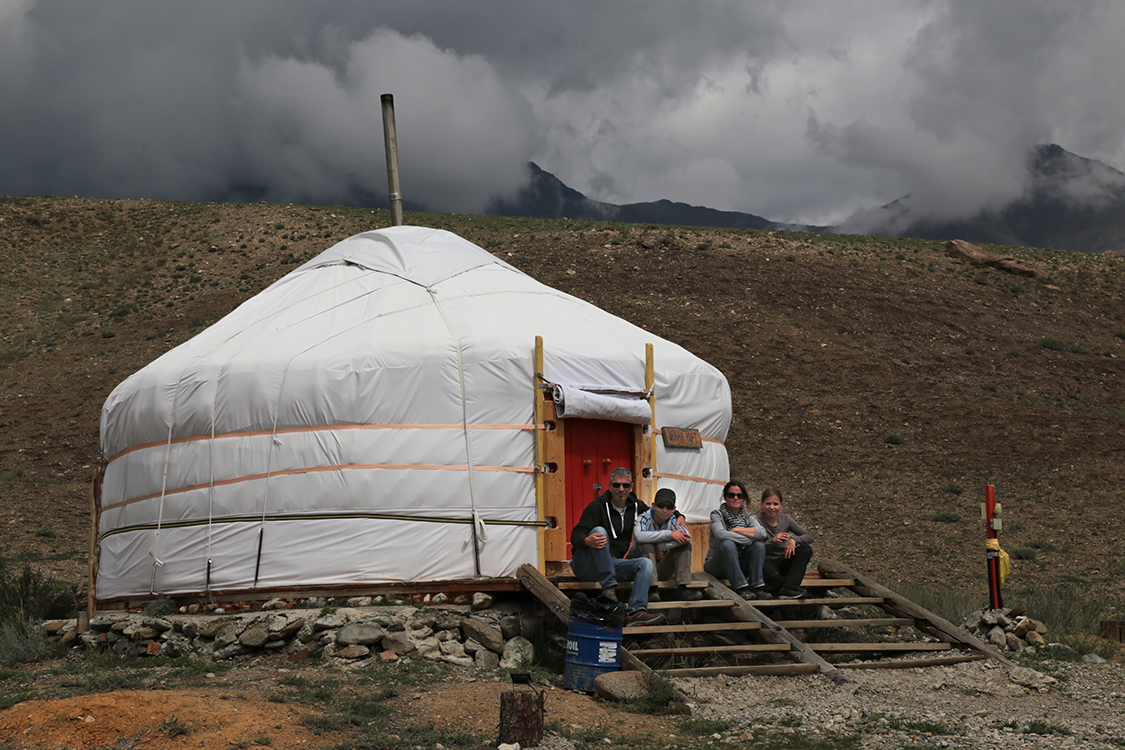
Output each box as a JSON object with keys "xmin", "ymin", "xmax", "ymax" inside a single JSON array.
[
  {"xmin": 703, "ymin": 480, "xmax": 771, "ymax": 600},
  {"xmin": 757, "ymin": 487, "xmax": 814, "ymax": 599}
]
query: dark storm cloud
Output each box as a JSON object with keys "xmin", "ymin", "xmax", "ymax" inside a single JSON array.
[{"xmin": 1, "ymin": 1, "xmax": 1123, "ymax": 224}]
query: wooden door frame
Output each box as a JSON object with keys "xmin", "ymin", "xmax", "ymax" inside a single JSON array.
[{"xmin": 535, "ymin": 337, "xmax": 656, "ymax": 574}]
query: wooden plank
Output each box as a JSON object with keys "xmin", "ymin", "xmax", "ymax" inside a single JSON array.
[
  {"xmin": 662, "ymin": 663, "xmax": 821, "ymax": 678},
  {"xmin": 809, "ymin": 642, "xmax": 952, "ymax": 653},
  {"xmin": 557, "ymin": 580, "xmax": 707, "ymax": 590},
  {"xmin": 836, "ymin": 653, "xmax": 987, "ymax": 670},
  {"xmin": 774, "ymin": 618, "xmax": 915, "ymax": 629},
  {"xmin": 631, "ymin": 643, "xmax": 791, "ymax": 657},
  {"xmin": 649, "ymin": 599, "xmax": 734, "ymax": 611},
  {"xmin": 801, "ymin": 578, "xmax": 855, "ymax": 588},
  {"xmin": 623, "ymin": 621, "xmax": 761, "ymax": 636},
  {"xmin": 515, "ymin": 563, "xmax": 662, "ymax": 682},
  {"xmin": 752, "ymin": 597, "xmax": 885, "ymax": 607},
  {"xmin": 700, "ymin": 573, "xmax": 846, "ymax": 683},
  {"xmin": 816, "ymin": 558, "xmax": 1019, "ymax": 670}
]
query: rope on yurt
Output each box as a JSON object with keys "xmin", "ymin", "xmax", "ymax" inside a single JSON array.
[{"xmin": 428, "ymin": 287, "xmax": 485, "ymax": 577}]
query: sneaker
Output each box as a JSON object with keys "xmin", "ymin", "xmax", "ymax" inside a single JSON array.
[
  {"xmin": 778, "ymin": 587, "xmax": 807, "ymax": 600},
  {"xmin": 598, "ymin": 586, "xmax": 619, "ymax": 604},
  {"xmin": 648, "ymin": 588, "xmax": 662, "ymax": 603},
  {"xmin": 625, "ymin": 609, "xmax": 666, "ymax": 626},
  {"xmin": 671, "ymin": 586, "xmax": 703, "ymax": 602},
  {"xmin": 737, "ymin": 587, "xmax": 756, "ymax": 601},
  {"xmin": 749, "ymin": 586, "xmax": 774, "ymax": 600}
]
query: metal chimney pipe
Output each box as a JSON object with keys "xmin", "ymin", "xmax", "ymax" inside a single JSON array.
[{"xmin": 381, "ymin": 94, "xmax": 404, "ymax": 226}]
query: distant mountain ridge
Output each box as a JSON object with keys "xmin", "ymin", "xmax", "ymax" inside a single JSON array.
[
  {"xmin": 488, "ymin": 146, "xmax": 1125, "ymax": 254},
  {"xmin": 487, "ymin": 162, "xmax": 775, "ymax": 231}
]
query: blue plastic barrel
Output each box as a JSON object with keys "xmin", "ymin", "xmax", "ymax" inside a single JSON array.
[{"xmin": 563, "ymin": 615, "xmax": 622, "ymax": 692}]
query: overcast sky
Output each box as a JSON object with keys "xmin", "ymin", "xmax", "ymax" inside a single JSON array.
[{"xmin": 2, "ymin": 0, "xmax": 1123, "ymax": 225}]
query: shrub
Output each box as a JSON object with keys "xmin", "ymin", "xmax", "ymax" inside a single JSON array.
[
  {"xmin": 933, "ymin": 510, "xmax": 961, "ymax": 523},
  {"xmin": 884, "ymin": 433, "xmax": 905, "ymax": 445},
  {"xmin": 143, "ymin": 596, "xmax": 178, "ymax": 618},
  {"xmin": 0, "ymin": 622, "xmax": 54, "ymax": 666},
  {"xmin": 0, "ymin": 562, "xmax": 78, "ymax": 626},
  {"xmin": 892, "ymin": 582, "xmax": 979, "ymax": 625}
]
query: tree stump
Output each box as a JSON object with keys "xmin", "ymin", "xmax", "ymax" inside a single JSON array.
[{"xmin": 498, "ymin": 688, "xmax": 545, "ymax": 747}]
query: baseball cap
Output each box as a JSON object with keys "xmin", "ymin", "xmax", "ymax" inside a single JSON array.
[{"xmin": 653, "ymin": 488, "xmax": 676, "ymax": 509}]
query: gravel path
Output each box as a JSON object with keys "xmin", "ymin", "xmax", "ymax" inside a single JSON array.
[{"xmin": 676, "ymin": 660, "xmax": 1125, "ymax": 748}]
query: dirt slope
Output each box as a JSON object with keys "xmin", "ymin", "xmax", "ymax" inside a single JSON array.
[{"xmin": 1, "ymin": 196, "xmax": 1124, "ymax": 601}]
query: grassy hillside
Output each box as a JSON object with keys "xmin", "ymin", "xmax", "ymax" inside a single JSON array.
[{"xmin": 2, "ymin": 195, "xmax": 1124, "ymax": 611}]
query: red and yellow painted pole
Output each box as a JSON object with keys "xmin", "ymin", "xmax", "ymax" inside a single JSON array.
[{"xmin": 983, "ymin": 484, "xmax": 1004, "ymax": 610}]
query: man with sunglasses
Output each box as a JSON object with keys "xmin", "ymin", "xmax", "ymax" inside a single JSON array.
[{"xmin": 570, "ymin": 467, "xmax": 666, "ymax": 626}]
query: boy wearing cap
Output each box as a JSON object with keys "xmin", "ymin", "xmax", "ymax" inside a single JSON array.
[{"xmin": 629, "ymin": 488, "xmax": 703, "ymax": 602}]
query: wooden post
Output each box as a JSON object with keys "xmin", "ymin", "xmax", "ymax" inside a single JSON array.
[
  {"xmin": 87, "ymin": 465, "xmax": 102, "ymax": 629},
  {"xmin": 984, "ymin": 485, "xmax": 1003, "ymax": 610},
  {"xmin": 498, "ymin": 689, "xmax": 545, "ymax": 747},
  {"xmin": 534, "ymin": 336, "xmax": 547, "ymax": 572},
  {"xmin": 634, "ymin": 342, "xmax": 656, "ymax": 503}
]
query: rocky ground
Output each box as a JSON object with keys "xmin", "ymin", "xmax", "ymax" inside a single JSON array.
[
  {"xmin": 3, "ymin": 655, "xmax": 1124, "ymax": 749},
  {"xmin": 3, "ymin": 197, "xmax": 1125, "ymax": 748}
]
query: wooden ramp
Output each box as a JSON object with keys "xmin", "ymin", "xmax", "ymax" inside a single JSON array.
[{"xmin": 518, "ymin": 558, "xmax": 1017, "ymax": 681}]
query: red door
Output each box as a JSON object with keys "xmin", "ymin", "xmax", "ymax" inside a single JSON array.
[{"xmin": 563, "ymin": 419, "xmax": 636, "ymax": 559}]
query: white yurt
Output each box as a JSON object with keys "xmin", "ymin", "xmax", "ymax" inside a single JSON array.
[{"xmin": 97, "ymin": 226, "xmax": 731, "ymax": 601}]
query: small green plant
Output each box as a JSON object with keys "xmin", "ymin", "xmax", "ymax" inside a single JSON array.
[
  {"xmin": 884, "ymin": 433, "xmax": 905, "ymax": 445},
  {"xmin": 33, "ymin": 528, "xmax": 56, "ymax": 538},
  {"xmin": 942, "ymin": 482, "xmax": 964, "ymax": 494},
  {"xmin": 143, "ymin": 596, "xmax": 178, "ymax": 618},
  {"xmin": 621, "ymin": 672, "xmax": 683, "ymax": 715},
  {"xmin": 679, "ymin": 716, "xmax": 733, "ymax": 735},
  {"xmin": 933, "ymin": 510, "xmax": 961, "ymax": 523},
  {"xmin": 901, "ymin": 719, "xmax": 951, "ymax": 735},
  {"xmin": 160, "ymin": 716, "xmax": 193, "ymax": 737},
  {"xmin": 1009, "ymin": 547, "xmax": 1038, "ymax": 561},
  {"xmin": 778, "ymin": 714, "xmax": 804, "ymax": 727},
  {"xmin": 1040, "ymin": 337, "xmax": 1066, "ymax": 351},
  {"xmin": 1024, "ymin": 719, "xmax": 1071, "ymax": 736}
]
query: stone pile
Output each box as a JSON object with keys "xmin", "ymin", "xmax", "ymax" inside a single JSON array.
[
  {"xmin": 959, "ymin": 607, "xmax": 1048, "ymax": 652},
  {"xmin": 44, "ymin": 598, "xmax": 547, "ymax": 669}
]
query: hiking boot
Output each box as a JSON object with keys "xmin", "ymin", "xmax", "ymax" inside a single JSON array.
[
  {"xmin": 598, "ymin": 586, "xmax": 619, "ymax": 604},
  {"xmin": 778, "ymin": 587, "xmax": 807, "ymax": 600},
  {"xmin": 671, "ymin": 586, "xmax": 703, "ymax": 602},
  {"xmin": 737, "ymin": 587, "xmax": 756, "ymax": 601},
  {"xmin": 625, "ymin": 609, "xmax": 666, "ymax": 626},
  {"xmin": 749, "ymin": 586, "xmax": 774, "ymax": 600},
  {"xmin": 648, "ymin": 587, "xmax": 662, "ymax": 603}
]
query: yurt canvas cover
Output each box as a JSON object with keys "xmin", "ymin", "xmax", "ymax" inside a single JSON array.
[{"xmin": 99, "ymin": 226, "xmax": 731, "ymax": 600}]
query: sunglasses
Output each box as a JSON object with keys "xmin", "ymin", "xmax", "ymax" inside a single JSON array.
[
  {"xmin": 611, "ymin": 482, "xmax": 632, "ymax": 489},
  {"xmin": 655, "ymin": 502, "xmax": 675, "ymax": 509},
  {"xmin": 725, "ymin": 491, "xmax": 745, "ymax": 499}
]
